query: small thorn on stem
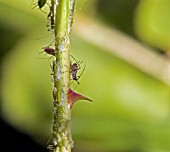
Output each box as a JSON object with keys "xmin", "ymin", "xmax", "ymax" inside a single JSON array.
[{"xmin": 68, "ymin": 88, "xmax": 93, "ymax": 109}]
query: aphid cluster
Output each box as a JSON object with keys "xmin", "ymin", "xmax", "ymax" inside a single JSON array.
[
  {"xmin": 35, "ymin": 0, "xmax": 92, "ymax": 116},
  {"xmin": 34, "ymin": 0, "xmax": 86, "ymax": 88},
  {"xmin": 32, "ymin": 0, "xmax": 55, "ymax": 30},
  {"xmin": 33, "ymin": 0, "xmax": 87, "ymax": 96},
  {"xmin": 41, "ymin": 45, "xmax": 85, "ymax": 88}
]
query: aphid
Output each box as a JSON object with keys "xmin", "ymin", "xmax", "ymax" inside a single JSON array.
[
  {"xmin": 70, "ymin": 55, "xmax": 85, "ymax": 86},
  {"xmin": 38, "ymin": 0, "xmax": 47, "ymax": 9},
  {"xmin": 47, "ymin": 6, "xmax": 55, "ymax": 30},
  {"xmin": 47, "ymin": 137, "xmax": 55, "ymax": 152},
  {"xmin": 32, "ymin": 0, "xmax": 47, "ymax": 9},
  {"xmin": 71, "ymin": 63, "xmax": 80, "ymax": 84},
  {"xmin": 42, "ymin": 46, "xmax": 56, "ymax": 56},
  {"xmin": 46, "ymin": 0, "xmax": 57, "ymax": 30},
  {"xmin": 50, "ymin": 16, "xmax": 55, "ymax": 29}
]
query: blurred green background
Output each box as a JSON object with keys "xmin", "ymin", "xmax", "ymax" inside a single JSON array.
[{"xmin": 1, "ymin": 0, "xmax": 170, "ymax": 152}]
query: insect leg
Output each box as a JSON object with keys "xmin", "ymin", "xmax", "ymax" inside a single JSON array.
[{"xmin": 72, "ymin": 81, "xmax": 80, "ymax": 91}]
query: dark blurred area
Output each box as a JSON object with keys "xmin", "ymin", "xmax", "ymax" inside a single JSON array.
[
  {"xmin": 0, "ymin": 25, "xmax": 23, "ymax": 60},
  {"xmin": 0, "ymin": 116, "xmax": 46, "ymax": 152},
  {"xmin": 96, "ymin": 0, "xmax": 139, "ymax": 36}
]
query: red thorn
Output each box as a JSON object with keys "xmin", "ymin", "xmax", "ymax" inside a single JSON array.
[{"xmin": 68, "ymin": 88, "xmax": 93, "ymax": 109}]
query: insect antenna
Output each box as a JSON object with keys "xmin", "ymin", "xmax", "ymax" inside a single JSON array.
[
  {"xmin": 70, "ymin": 54, "xmax": 78, "ymax": 63},
  {"xmin": 78, "ymin": 62, "xmax": 86, "ymax": 78},
  {"xmin": 34, "ymin": 31, "xmax": 54, "ymax": 41}
]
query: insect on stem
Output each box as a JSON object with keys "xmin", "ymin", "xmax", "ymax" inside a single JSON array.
[
  {"xmin": 42, "ymin": 46, "xmax": 57, "ymax": 56},
  {"xmin": 40, "ymin": 44, "xmax": 85, "ymax": 89},
  {"xmin": 32, "ymin": 0, "xmax": 47, "ymax": 9},
  {"xmin": 70, "ymin": 55, "xmax": 86, "ymax": 89}
]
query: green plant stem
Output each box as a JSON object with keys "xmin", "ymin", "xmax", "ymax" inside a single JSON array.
[{"xmin": 50, "ymin": 0, "xmax": 75, "ymax": 152}]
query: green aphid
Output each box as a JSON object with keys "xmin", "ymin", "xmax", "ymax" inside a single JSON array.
[
  {"xmin": 32, "ymin": 0, "xmax": 47, "ymax": 9},
  {"xmin": 38, "ymin": 0, "xmax": 47, "ymax": 9}
]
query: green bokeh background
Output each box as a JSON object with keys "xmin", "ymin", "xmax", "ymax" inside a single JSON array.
[{"xmin": 1, "ymin": 0, "xmax": 170, "ymax": 152}]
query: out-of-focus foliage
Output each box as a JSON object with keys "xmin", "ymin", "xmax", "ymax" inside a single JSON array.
[
  {"xmin": 135, "ymin": 0, "xmax": 170, "ymax": 51},
  {"xmin": 96, "ymin": 0, "xmax": 139, "ymax": 36},
  {"xmin": 1, "ymin": 0, "xmax": 170, "ymax": 152}
]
